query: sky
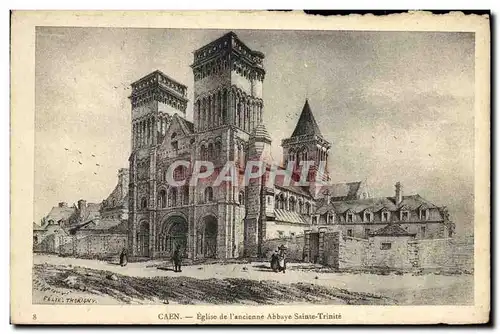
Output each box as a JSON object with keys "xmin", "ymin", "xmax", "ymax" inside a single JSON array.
[{"xmin": 35, "ymin": 28, "xmax": 475, "ymax": 236}]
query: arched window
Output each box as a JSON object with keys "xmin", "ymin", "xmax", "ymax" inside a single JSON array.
[
  {"xmin": 169, "ymin": 188, "xmax": 177, "ymax": 207},
  {"xmin": 215, "ymin": 141, "xmax": 222, "ymax": 159},
  {"xmin": 204, "ymin": 187, "xmax": 214, "ymax": 203},
  {"xmin": 275, "ymin": 195, "xmax": 280, "ymax": 209},
  {"xmin": 279, "ymin": 194, "xmax": 285, "ymax": 210},
  {"xmin": 141, "ymin": 197, "xmax": 147, "ymax": 209},
  {"xmin": 158, "ymin": 168, "xmax": 163, "ymax": 182},
  {"xmin": 208, "ymin": 143, "xmax": 214, "ymax": 160},
  {"xmin": 201, "ymin": 145, "xmax": 207, "ymax": 160},
  {"xmin": 298, "ymin": 201, "xmax": 304, "ymax": 214},
  {"xmin": 305, "ymin": 202, "xmax": 311, "ymax": 215},
  {"xmin": 239, "ymin": 191, "xmax": 245, "ymax": 205},
  {"xmin": 289, "ymin": 197, "xmax": 296, "ymax": 212},
  {"xmin": 158, "ymin": 190, "xmax": 166, "ymax": 208}
]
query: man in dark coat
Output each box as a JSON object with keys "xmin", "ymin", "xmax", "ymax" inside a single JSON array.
[
  {"xmin": 172, "ymin": 245, "xmax": 182, "ymax": 272},
  {"xmin": 119, "ymin": 247, "xmax": 128, "ymax": 267}
]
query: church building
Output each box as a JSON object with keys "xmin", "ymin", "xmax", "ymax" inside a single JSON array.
[{"xmin": 127, "ymin": 32, "xmax": 453, "ymax": 260}]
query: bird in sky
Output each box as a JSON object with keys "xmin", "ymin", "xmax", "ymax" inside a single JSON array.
[
  {"xmin": 64, "ymin": 148, "xmax": 69, "ymax": 151},
  {"xmin": 96, "ymin": 163, "xmax": 100, "ymax": 167},
  {"xmin": 393, "ymin": 136, "xmax": 397, "ymax": 139},
  {"xmin": 78, "ymin": 150, "xmax": 82, "ymax": 154},
  {"xmin": 78, "ymin": 161, "xmax": 82, "ymax": 165},
  {"xmin": 91, "ymin": 154, "xmax": 96, "ymax": 157},
  {"xmin": 371, "ymin": 135, "xmax": 375, "ymax": 139}
]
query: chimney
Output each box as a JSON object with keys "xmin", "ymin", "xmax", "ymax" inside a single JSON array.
[
  {"xmin": 395, "ymin": 182, "xmax": 403, "ymax": 205},
  {"xmin": 77, "ymin": 199, "xmax": 87, "ymax": 210},
  {"xmin": 323, "ymin": 189, "xmax": 331, "ymax": 203},
  {"xmin": 58, "ymin": 202, "xmax": 68, "ymax": 208}
]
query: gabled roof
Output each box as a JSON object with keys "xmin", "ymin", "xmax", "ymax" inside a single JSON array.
[
  {"xmin": 45, "ymin": 206, "xmax": 76, "ymax": 223},
  {"xmin": 370, "ymin": 224, "xmax": 416, "ymax": 237},
  {"xmin": 291, "ymin": 100, "xmax": 323, "ymax": 138}
]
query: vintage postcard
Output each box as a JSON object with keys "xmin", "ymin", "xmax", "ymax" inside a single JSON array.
[{"xmin": 10, "ymin": 10, "xmax": 490, "ymax": 324}]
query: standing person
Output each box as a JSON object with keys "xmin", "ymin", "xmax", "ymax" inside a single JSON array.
[
  {"xmin": 278, "ymin": 245, "xmax": 287, "ymax": 273},
  {"xmin": 173, "ymin": 245, "xmax": 182, "ymax": 272},
  {"xmin": 119, "ymin": 247, "xmax": 128, "ymax": 267}
]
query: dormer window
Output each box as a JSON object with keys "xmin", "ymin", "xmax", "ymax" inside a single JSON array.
[
  {"xmin": 312, "ymin": 216, "xmax": 318, "ymax": 225},
  {"xmin": 327, "ymin": 212, "xmax": 335, "ymax": 224},
  {"xmin": 401, "ymin": 210, "xmax": 409, "ymax": 221},
  {"xmin": 382, "ymin": 210, "xmax": 390, "ymax": 222},
  {"xmin": 420, "ymin": 208, "xmax": 430, "ymax": 221},
  {"xmin": 363, "ymin": 210, "xmax": 373, "ymax": 222},
  {"xmin": 346, "ymin": 211, "xmax": 354, "ymax": 223}
]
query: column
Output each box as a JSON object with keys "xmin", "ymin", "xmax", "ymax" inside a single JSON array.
[
  {"xmin": 137, "ymin": 122, "xmax": 142, "ymax": 147},
  {"xmin": 153, "ymin": 117, "xmax": 157, "ymax": 145},
  {"xmin": 219, "ymin": 92, "xmax": 223, "ymax": 125},
  {"xmin": 131, "ymin": 124, "xmax": 135, "ymax": 149}
]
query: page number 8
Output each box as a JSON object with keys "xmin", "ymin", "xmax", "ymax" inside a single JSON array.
[{"xmin": 32, "ymin": 314, "xmax": 37, "ymax": 320}]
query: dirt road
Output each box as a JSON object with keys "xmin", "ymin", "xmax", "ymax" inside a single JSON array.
[{"xmin": 33, "ymin": 254, "xmax": 473, "ymax": 305}]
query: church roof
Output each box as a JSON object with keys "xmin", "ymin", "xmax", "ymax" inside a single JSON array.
[
  {"xmin": 274, "ymin": 209, "xmax": 310, "ymax": 225},
  {"xmin": 370, "ymin": 224, "xmax": 416, "ymax": 237},
  {"xmin": 291, "ymin": 100, "xmax": 323, "ymax": 138},
  {"xmin": 320, "ymin": 182, "xmax": 362, "ymax": 201}
]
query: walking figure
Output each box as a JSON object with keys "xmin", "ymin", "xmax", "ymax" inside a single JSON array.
[
  {"xmin": 119, "ymin": 247, "xmax": 128, "ymax": 267},
  {"xmin": 270, "ymin": 244, "xmax": 287, "ymax": 273},
  {"xmin": 172, "ymin": 245, "xmax": 182, "ymax": 272}
]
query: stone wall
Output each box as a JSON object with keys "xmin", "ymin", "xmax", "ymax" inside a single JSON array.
[
  {"xmin": 410, "ymin": 236, "xmax": 473, "ymax": 270},
  {"xmin": 58, "ymin": 234, "xmax": 127, "ymax": 259},
  {"xmin": 366, "ymin": 236, "xmax": 414, "ymax": 269},
  {"xmin": 261, "ymin": 235, "xmax": 305, "ymax": 261},
  {"xmin": 315, "ymin": 231, "xmax": 473, "ymax": 271},
  {"xmin": 339, "ymin": 235, "xmax": 369, "ymax": 269}
]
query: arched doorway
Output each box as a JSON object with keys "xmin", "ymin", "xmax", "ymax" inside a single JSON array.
[
  {"xmin": 137, "ymin": 220, "xmax": 149, "ymax": 257},
  {"xmin": 203, "ymin": 216, "xmax": 218, "ymax": 258},
  {"xmin": 159, "ymin": 215, "xmax": 188, "ymax": 258}
]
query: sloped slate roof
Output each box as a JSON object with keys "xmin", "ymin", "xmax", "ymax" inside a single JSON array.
[
  {"xmin": 275, "ymin": 184, "xmax": 312, "ymax": 198},
  {"xmin": 274, "ymin": 209, "xmax": 310, "ymax": 225},
  {"xmin": 370, "ymin": 224, "xmax": 416, "ymax": 237},
  {"xmin": 45, "ymin": 206, "xmax": 76, "ymax": 223},
  {"xmin": 319, "ymin": 182, "xmax": 362, "ymax": 201},
  {"xmin": 314, "ymin": 194, "xmax": 442, "ymax": 218},
  {"xmin": 291, "ymin": 100, "xmax": 323, "ymax": 138},
  {"xmin": 87, "ymin": 218, "xmax": 126, "ymax": 231}
]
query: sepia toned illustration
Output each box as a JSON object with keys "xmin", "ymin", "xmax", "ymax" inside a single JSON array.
[
  {"xmin": 31, "ymin": 27, "xmax": 476, "ymax": 307},
  {"xmin": 10, "ymin": 10, "xmax": 490, "ymax": 324}
]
